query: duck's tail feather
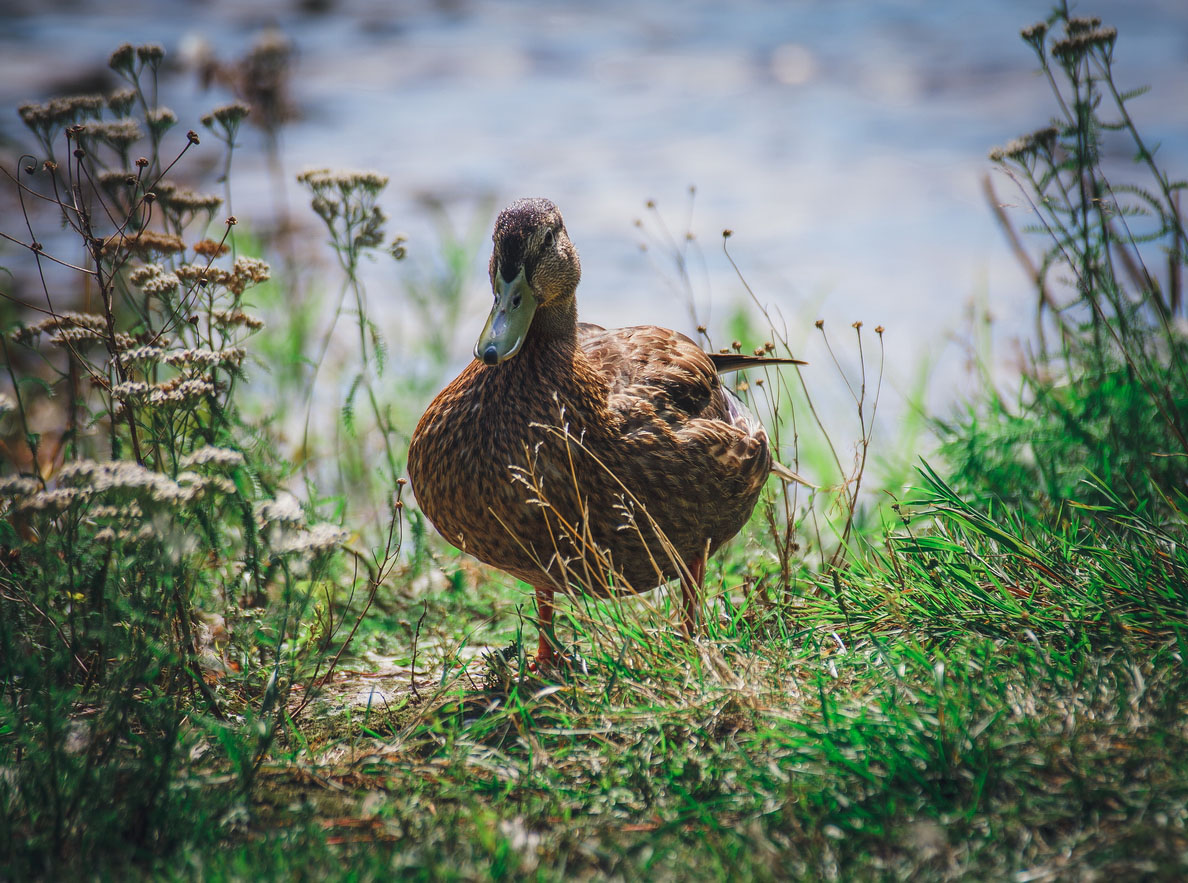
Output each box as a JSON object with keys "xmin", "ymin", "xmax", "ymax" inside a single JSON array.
[
  {"xmin": 771, "ymin": 460, "xmax": 816, "ymax": 488},
  {"xmin": 709, "ymin": 353, "xmax": 807, "ymax": 374}
]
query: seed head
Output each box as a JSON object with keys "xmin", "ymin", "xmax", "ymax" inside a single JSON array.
[
  {"xmin": 201, "ymin": 101, "xmax": 251, "ymax": 132},
  {"xmin": 136, "ymin": 44, "xmax": 165, "ymax": 65},
  {"xmin": 212, "ymin": 309, "xmax": 264, "ymax": 330},
  {"xmin": 107, "ymin": 88, "xmax": 137, "ymax": 116},
  {"xmin": 109, "ymin": 44, "xmax": 136, "ymax": 74},
  {"xmin": 146, "ymin": 108, "xmax": 177, "ymax": 135},
  {"xmin": 1065, "ymin": 16, "xmax": 1102, "ymax": 34}
]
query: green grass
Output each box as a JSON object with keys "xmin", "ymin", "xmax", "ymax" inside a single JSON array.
[{"xmin": 3, "ymin": 5, "xmax": 1188, "ymax": 881}]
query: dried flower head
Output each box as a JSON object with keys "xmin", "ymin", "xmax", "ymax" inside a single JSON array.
[
  {"xmin": 1051, "ymin": 26, "xmax": 1117, "ymax": 62},
  {"xmin": 18, "ymin": 95, "xmax": 104, "ymax": 143},
  {"xmin": 80, "ymin": 119, "xmax": 144, "ymax": 151},
  {"xmin": 98, "ymin": 170, "xmax": 139, "ymax": 199},
  {"xmin": 297, "ymin": 167, "xmax": 389, "ymax": 194},
  {"xmin": 201, "ymin": 101, "xmax": 252, "ymax": 133},
  {"xmin": 103, "ymin": 230, "xmax": 186, "ymax": 258},
  {"xmin": 1065, "ymin": 16, "xmax": 1102, "ymax": 34},
  {"xmin": 1021, "ymin": 22, "xmax": 1047, "ymax": 42},
  {"xmin": 136, "ymin": 44, "xmax": 165, "ymax": 66},
  {"xmin": 212, "ymin": 309, "xmax": 264, "ymax": 330},
  {"xmin": 146, "ymin": 107, "xmax": 178, "ymax": 135},
  {"xmin": 107, "ymin": 87, "xmax": 137, "ymax": 116},
  {"xmin": 158, "ymin": 188, "xmax": 223, "ymax": 215},
  {"xmin": 12, "ymin": 311, "xmax": 105, "ymax": 345},
  {"xmin": 988, "ymin": 125, "xmax": 1061, "ymax": 163},
  {"xmin": 110, "ymin": 44, "xmax": 136, "ymax": 74},
  {"xmin": 193, "ymin": 238, "xmax": 230, "ymax": 258},
  {"xmin": 176, "ymin": 263, "xmax": 230, "ymax": 286}
]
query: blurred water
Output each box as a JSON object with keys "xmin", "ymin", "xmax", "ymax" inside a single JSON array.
[{"xmin": 3, "ymin": 0, "xmax": 1187, "ymax": 427}]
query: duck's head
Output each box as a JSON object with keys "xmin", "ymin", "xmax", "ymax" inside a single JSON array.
[{"xmin": 476, "ymin": 197, "xmax": 581, "ymax": 366}]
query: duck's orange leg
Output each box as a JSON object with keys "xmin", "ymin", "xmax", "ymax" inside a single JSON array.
[
  {"xmin": 680, "ymin": 554, "xmax": 705, "ymax": 636},
  {"xmin": 534, "ymin": 584, "xmax": 557, "ymax": 666}
]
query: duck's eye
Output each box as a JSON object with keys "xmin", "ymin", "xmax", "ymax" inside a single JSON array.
[{"xmin": 543, "ymin": 229, "xmax": 555, "ymax": 248}]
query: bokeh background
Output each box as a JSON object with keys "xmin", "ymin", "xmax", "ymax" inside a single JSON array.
[{"xmin": 3, "ymin": 0, "xmax": 1187, "ymax": 422}]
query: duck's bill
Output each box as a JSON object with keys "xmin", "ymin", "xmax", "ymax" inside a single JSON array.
[{"xmin": 476, "ymin": 268, "xmax": 537, "ymax": 366}]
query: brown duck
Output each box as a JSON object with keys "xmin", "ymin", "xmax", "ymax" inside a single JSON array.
[{"xmin": 408, "ymin": 198, "xmax": 807, "ymax": 665}]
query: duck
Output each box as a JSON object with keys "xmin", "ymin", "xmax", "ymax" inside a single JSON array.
[{"xmin": 407, "ymin": 198, "xmax": 807, "ymax": 666}]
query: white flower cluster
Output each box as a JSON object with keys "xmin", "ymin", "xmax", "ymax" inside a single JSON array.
[
  {"xmin": 163, "ymin": 347, "xmax": 245, "ymax": 369},
  {"xmin": 180, "ymin": 446, "xmax": 244, "ymax": 469},
  {"xmin": 5, "ymin": 459, "xmax": 238, "ymax": 518},
  {"xmin": 275, "ymin": 522, "xmax": 347, "ymax": 555},
  {"xmin": 116, "ymin": 345, "xmax": 165, "ymax": 366},
  {"xmin": 80, "ymin": 118, "xmax": 143, "ymax": 147},
  {"xmin": 296, "ymin": 167, "xmax": 389, "ymax": 193},
  {"xmin": 174, "ymin": 257, "xmax": 270, "ymax": 296},
  {"xmin": 112, "ymin": 377, "xmax": 216, "ymax": 408},
  {"xmin": 258, "ymin": 494, "xmax": 304, "ymax": 526},
  {"xmin": 0, "ymin": 475, "xmax": 43, "ymax": 497},
  {"xmin": 141, "ymin": 272, "xmax": 181, "ymax": 297},
  {"xmin": 50, "ymin": 327, "xmax": 106, "ymax": 346},
  {"xmin": 130, "ymin": 264, "xmax": 165, "ymax": 286},
  {"xmin": 150, "ymin": 378, "xmax": 215, "ymax": 407},
  {"xmin": 256, "ymin": 493, "xmax": 346, "ymax": 558},
  {"xmin": 111, "ymin": 380, "xmax": 150, "ymax": 399},
  {"xmin": 15, "ymin": 488, "xmax": 81, "ymax": 512},
  {"xmin": 12, "ymin": 311, "xmax": 105, "ymax": 344}
]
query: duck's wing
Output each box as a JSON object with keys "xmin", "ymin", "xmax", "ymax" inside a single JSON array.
[
  {"xmin": 578, "ymin": 324, "xmax": 815, "ymax": 488},
  {"xmin": 578, "ymin": 324, "xmax": 727, "ymax": 422}
]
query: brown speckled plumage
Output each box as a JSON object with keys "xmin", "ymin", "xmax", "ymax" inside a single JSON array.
[{"xmin": 407, "ymin": 198, "xmax": 804, "ymax": 662}]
